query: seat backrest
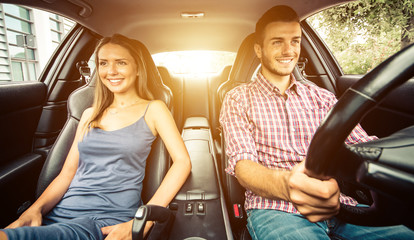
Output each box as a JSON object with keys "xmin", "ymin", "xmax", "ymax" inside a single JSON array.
[
  {"xmin": 217, "ymin": 33, "xmax": 260, "ymax": 201},
  {"xmin": 216, "ymin": 34, "xmax": 259, "ymax": 239},
  {"xmin": 209, "ymin": 65, "xmax": 232, "ymax": 142},
  {"xmin": 217, "ymin": 33, "xmax": 260, "ymax": 106},
  {"xmin": 157, "ymin": 66, "xmax": 184, "ymax": 132},
  {"xmin": 36, "ymin": 39, "xmax": 172, "ymax": 204}
]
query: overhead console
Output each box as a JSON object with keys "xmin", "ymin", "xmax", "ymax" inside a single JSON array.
[{"xmin": 168, "ymin": 117, "xmax": 232, "ymax": 240}]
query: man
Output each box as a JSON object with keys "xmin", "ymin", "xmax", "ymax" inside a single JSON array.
[{"xmin": 220, "ymin": 5, "xmax": 414, "ymax": 240}]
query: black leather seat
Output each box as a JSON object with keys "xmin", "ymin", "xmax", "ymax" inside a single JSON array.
[
  {"xmin": 209, "ymin": 65, "xmax": 232, "ymax": 158},
  {"xmin": 217, "ymin": 33, "xmax": 259, "ymax": 240},
  {"xmin": 36, "ymin": 39, "xmax": 173, "ymax": 207},
  {"xmin": 217, "ymin": 34, "xmax": 259, "ymax": 106},
  {"xmin": 157, "ymin": 66, "xmax": 184, "ymax": 132}
]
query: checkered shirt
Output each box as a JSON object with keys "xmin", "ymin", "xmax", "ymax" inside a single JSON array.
[{"xmin": 220, "ymin": 72, "xmax": 377, "ymax": 213}]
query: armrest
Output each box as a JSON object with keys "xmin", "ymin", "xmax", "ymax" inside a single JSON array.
[{"xmin": 183, "ymin": 117, "xmax": 210, "ymax": 129}]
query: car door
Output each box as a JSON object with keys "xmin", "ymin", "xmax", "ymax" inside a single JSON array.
[
  {"xmin": 0, "ymin": 4, "xmax": 99, "ymax": 226},
  {"xmin": 296, "ymin": 2, "xmax": 414, "ymax": 205},
  {"xmin": 0, "ymin": 80, "xmax": 46, "ymax": 227}
]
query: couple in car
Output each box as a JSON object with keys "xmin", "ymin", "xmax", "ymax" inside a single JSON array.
[{"xmin": 2, "ymin": 5, "xmax": 414, "ymax": 240}]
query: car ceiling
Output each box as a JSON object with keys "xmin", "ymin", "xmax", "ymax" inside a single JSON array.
[{"xmin": 7, "ymin": 0, "xmax": 351, "ymax": 54}]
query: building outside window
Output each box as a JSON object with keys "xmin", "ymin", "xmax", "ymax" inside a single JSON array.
[
  {"xmin": 0, "ymin": 3, "xmax": 74, "ymax": 82},
  {"xmin": 50, "ymin": 14, "xmax": 62, "ymax": 49},
  {"xmin": 50, "ymin": 13, "xmax": 73, "ymax": 49}
]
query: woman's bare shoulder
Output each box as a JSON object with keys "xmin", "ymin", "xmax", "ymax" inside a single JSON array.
[
  {"xmin": 146, "ymin": 100, "xmax": 170, "ymax": 118},
  {"xmin": 148, "ymin": 100, "xmax": 168, "ymax": 111},
  {"xmin": 82, "ymin": 107, "xmax": 94, "ymax": 117},
  {"xmin": 79, "ymin": 107, "xmax": 94, "ymax": 124},
  {"xmin": 146, "ymin": 100, "xmax": 170, "ymax": 126}
]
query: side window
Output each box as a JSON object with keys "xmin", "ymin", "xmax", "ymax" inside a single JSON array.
[
  {"xmin": 0, "ymin": 4, "xmax": 74, "ymax": 82},
  {"xmin": 307, "ymin": 0, "xmax": 414, "ymax": 74}
]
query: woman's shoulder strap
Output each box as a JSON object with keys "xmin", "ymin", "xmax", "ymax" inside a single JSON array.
[{"xmin": 143, "ymin": 100, "xmax": 153, "ymax": 117}]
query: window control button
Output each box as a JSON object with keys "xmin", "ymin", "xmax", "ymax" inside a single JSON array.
[
  {"xmin": 185, "ymin": 203, "xmax": 193, "ymax": 213},
  {"xmin": 197, "ymin": 203, "xmax": 205, "ymax": 213}
]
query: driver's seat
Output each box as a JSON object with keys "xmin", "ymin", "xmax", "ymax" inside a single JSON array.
[
  {"xmin": 218, "ymin": 33, "xmax": 309, "ymax": 240},
  {"xmin": 217, "ymin": 33, "xmax": 259, "ymax": 240},
  {"xmin": 36, "ymin": 39, "xmax": 173, "ymax": 215}
]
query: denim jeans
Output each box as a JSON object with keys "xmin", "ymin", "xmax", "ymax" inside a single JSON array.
[
  {"xmin": 2, "ymin": 216, "xmax": 119, "ymax": 240},
  {"xmin": 246, "ymin": 209, "xmax": 414, "ymax": 240}
]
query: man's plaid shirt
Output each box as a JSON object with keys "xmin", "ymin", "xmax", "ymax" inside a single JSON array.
[{"xmin": 220, "ymin": 72, "xmax": 377, "ymax": 213}]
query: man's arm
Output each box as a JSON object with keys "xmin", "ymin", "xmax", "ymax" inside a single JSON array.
[
  {"xmin": 235, "ymin": 159, "xmax": 290, "ymax": 200},
  {"xmin": 221, "ymin": 88, "xmax": 340, "ymax": 222},
  {"xmin": 235, "ymin": 159, "xmax": 341, "ymax": 222}
]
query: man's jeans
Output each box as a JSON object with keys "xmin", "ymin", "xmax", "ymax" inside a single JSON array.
[{"xmin": 246, "ymin": 209, "xmax": 414, "ymax": 240}]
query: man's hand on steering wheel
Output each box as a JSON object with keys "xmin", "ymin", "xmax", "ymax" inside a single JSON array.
[{"xmin": 287, "ymin": 162, "xmax": 340, "ymax": 222}]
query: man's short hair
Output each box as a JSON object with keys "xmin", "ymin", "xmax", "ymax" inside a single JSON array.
[{"xmin": 255, "ymin": 5, "xmax": 300, "ymax": 45}]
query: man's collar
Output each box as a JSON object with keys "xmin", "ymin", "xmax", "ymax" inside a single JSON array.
[{"xmin": 254, "ymin": 71, "xmax": 299, "ymax": 96}]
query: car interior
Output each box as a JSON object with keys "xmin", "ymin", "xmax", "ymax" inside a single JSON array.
[{"xmin": 0, "ymin": 0, "xmax": 413, "ymax": 239}]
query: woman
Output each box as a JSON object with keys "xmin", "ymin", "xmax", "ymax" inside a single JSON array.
[{"xmin": 0, "ymin": 34, "xmax": 191, "ymax": 240}]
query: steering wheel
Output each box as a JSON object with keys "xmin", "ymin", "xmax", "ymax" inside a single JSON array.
[{"xmin": 305, "ymin": 43, "xmax": 414, "ymax": 229}]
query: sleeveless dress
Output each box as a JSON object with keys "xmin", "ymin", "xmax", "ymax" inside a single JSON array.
[{"xmin": 4, "ymin": 103, "xmax": 156, "ymax": 240}]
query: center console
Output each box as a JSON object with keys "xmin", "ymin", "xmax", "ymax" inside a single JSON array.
[{"xmin": 167, "ymin": 117, "xmax": 233, "ymax": 239}]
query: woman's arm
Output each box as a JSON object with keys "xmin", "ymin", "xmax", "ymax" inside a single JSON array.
[
  {"xmin": 6, "ymin": 108, "xmax": 93, "ymax": 228},
  {"xmin": 145, "ymin": 100, "xmax": 191, "ymax": 207},
  {"xmin": 143, "ymin": 100, "xmax": 191, "ymax": 234}
]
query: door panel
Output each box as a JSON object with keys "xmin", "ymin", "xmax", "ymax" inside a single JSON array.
[
  {"xmin": 0, "ymin": 81, "xmax": 47, "ymax": 227},
  {"xmin": 0, "ymin": 26, "xmax": 99, "ymax": 227}
]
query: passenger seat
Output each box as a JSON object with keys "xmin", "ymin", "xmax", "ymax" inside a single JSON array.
[
  {"xmin": 157, "ymin": 66, "xmax": 184, "ymax": 132},
  {"xmin": 209, "ymin": 65, "xmax": 232, "ymax": 159}
]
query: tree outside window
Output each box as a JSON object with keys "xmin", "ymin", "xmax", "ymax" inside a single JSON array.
[{"xmin": 307, "ymin": 0, "xmax": 414, "ymax": 74}]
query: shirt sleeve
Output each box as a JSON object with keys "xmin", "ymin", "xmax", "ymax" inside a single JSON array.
[
  {"xmin": 321, "ymin": 88, "xmax": 378, "ymax": 144},
  {"xmin": 346, "ymin": 124, "xmax": 378, "ymax": 144},
  {"xmin": 219, "ymin": 88, "xmax": 258, "ymax": 176}
]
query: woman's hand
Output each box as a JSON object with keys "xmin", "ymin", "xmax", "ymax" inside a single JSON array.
[
  {"xmin": 6, "ymin": 209, "xmax": 42, "ymax": 229},
  {"xmin": 101, "ymin": 220, "xmax": 154, "ymax": 240}
]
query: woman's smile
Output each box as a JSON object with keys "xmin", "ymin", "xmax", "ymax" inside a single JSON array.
[{"xmin": 98, "ymin": 43, "xmax": 139, "ymax": 94}]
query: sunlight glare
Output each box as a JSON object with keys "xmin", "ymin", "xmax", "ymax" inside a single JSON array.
[{"xmin": 153, "ymin": 51, "xmax": 235, "ymax": 75}]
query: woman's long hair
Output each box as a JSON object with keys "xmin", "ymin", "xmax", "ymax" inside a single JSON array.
[{"xmin": 86, "ymin": 34, "xmax": 154, "ymax": 130}]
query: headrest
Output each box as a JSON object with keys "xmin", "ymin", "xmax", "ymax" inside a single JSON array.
[
  {"xmin": 218, "ymin": 33, "xmax": 307, "ymax": 105},
  {"xmin": 218, "ymin": 33, "xmax": 260, "ymax": 104},
  {"xmin": 157, "ymin": 66, "xmax": 173, "ymax": 87},
  {"xmin": 228, "ymin": 33, "xmax": 260, "ymax": 86},
  {"xmin": 132, "ymin": 40, "xmax": 172, "ymax": 108}
]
